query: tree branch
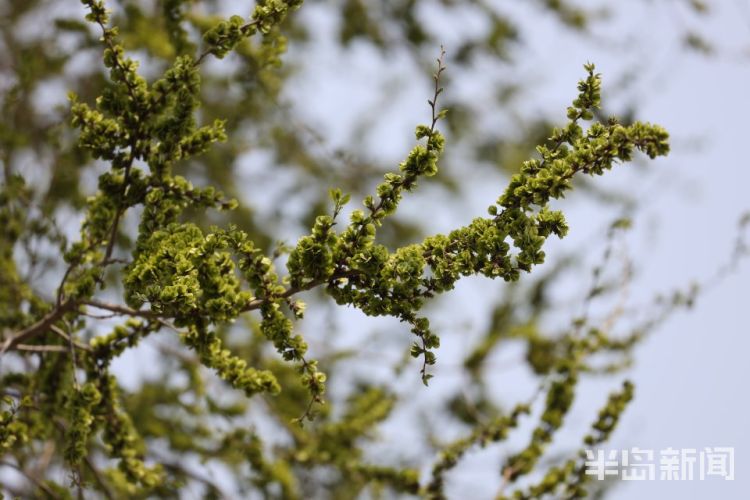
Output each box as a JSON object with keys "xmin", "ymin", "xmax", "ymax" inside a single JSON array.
[
  {"xmin": 0, "ymin": 300, "xmax": 76, "ymax": 356},
  {"xmin": 83, "ymin": 299, "xmax": 162, "ymax": 319}
]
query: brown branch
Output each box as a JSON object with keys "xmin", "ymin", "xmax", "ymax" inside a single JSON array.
[
  {"xmin": 89, "ymin": 11, "xmax": 141, "ymax": 274},
  {"xmin": 56, "ymin": 262, "xmax": 76, "ymax": 307},
  {"xmin": 4, "ymin": 268, "xmax": 354, "ymax": 357},
  {"xmin": 31, "ymin": 440, "xmax": 56, "ymax": 484},
  {"xmin": 241, "ymin": 278, "xmax": 325, "ymax": 312},
  {"xmin": 154, "ymin": 454, "xmax": 229, "ymax": 497},
  {"xmin": 240, "ymin": 270, "xmax": 360, "ymax": 313},
  {"xmin": 99, "ymin": 138, "xmax": 138, "ymax": 272},
  {"xmin": 83, "ymin": 299, "xmax": 162, "ymax": 319},
  {"xmin": 83, "ymin": 456, "xmax": 114, "ymax": 500},
  {"xmin": 14, "ymin": 344, "xmax": 70, "ymax": 353},
  {"xmin": 1, "ymin": 300, "xmax": 76, "ymax": 355}
]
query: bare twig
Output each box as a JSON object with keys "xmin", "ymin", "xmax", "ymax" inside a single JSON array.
[
  {"xmin": 1, "ymin": 300, "xmax": 76, "ymax": 356},
  {"xmin": 14, "ymin": 344, "xmax": 69, "ymax": 353},
  {"xmin": 83, "ymin": 299, "xmax": 161, "ymax": 319},
  {"xmin": 83, "ymin": 456, "xmax": 115, "ymax": 500},
  {"xmin": 50, "ymin": 325, "xmax": 92, "ymax": 353}
]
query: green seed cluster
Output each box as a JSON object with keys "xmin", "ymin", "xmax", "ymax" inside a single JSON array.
[{"xmin": 0, "ymin": 0, "xmax": 673, "ymax": 497}]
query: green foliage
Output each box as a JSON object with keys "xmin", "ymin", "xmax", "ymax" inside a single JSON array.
[{"xmin": 4, "ymin": 0, "xmax": 733, "ymax": 498}]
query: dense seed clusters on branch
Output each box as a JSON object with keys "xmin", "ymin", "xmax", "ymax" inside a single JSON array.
[{"xmin": 0, "ymin": 0, "xmax": 687, "ymax": 497}]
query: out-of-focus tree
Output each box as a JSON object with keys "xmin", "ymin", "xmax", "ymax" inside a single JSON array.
[{"xmin": 0, "ymin": 0, "xmax": 739, "ymax": 498}]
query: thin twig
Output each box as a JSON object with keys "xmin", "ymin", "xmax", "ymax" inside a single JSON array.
[
  {"xmin": 83, "ymin": 299, "xmax": 161, "ymax": 319},
  {"xmin": 50, "ymin": 325, "xmax": 92, "ymax": 353},
  {"xmin": 0, "ymin": 300, "xmax": 76, "ymax": 355},
  {"xmin": 14, "ymin": 344, "xmax": 70, "ymax": 353},
  {"xmin": 63, "ymin": 320, "xmax": 80, "ymax": 389},
  {"xmin": 154, "ymin": 453, "xmax": 229, "ymax": 497},
  {"xmin": 83, "ymin": 456, "xmax": 115, "ymax": 500}
]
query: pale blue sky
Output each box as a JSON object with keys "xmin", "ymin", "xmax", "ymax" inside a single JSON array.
[
  {"xmin": 280, "ymin": 1, "xmax": 750, "ymax": 498},
  {"xmin": 13, "ymin": 0, "xmax": 746, "ymax": 497}
]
